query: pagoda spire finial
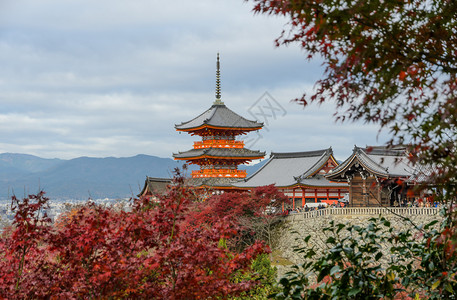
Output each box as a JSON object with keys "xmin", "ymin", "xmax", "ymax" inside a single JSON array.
[{"xmin": 214, "ymin": 53, "xmax": 224, "ymax": 105}]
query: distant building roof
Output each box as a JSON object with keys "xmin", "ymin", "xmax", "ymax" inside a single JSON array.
[
  {"xmin": 173, "ymin": 148, "xmax": 265, "ymax": 160},
  {"xmin": 234, "ymin": 148, "xmax": 347, "ymax": 188},
  {"xmin": 138, "ymin": 177, "xmax": 172, "ymax": 197},
  {"xmin": 175, "ymin": 103, "xmax": 263, "ymax": 131},
  {"xmin": 138, "ymin": 176, "xmax": 239, "ymax": 194},
  {"xmin": 327, "ymin": 146, "xmax": 414, "ymax": 180}
]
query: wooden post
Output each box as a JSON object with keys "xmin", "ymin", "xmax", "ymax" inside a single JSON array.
[
  {"xmin": 293, "ymin": 189, "xmax": 295, "ymax": 209},
  {"xmin": 377, "ymin": 179, "xmax": 382, "ymax": 206}
]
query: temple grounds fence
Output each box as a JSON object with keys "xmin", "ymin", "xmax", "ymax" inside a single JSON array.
[{"xmin": 285, "ymin": 207, "xmax": 440, "ymax": 221}]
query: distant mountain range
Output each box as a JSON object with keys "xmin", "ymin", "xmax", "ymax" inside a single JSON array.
[{"xmin": 0, "ymin": 153, "xmax": 266, "ymax": 200}]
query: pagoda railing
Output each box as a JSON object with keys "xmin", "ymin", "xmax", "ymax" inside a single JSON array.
[
  {"xmin": 191, "ymin": 169, "xmax": 247, "ymax": 178},
  {"xmin": 194, "ymin": 140, "xmax": 244, "ymax": 149}
]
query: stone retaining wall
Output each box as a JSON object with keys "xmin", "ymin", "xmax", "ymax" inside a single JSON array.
[{"xmin": 275, "ymin": 207, "xmax": 443, "ymax": 278}]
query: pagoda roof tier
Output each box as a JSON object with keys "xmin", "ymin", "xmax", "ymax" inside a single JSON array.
[
  {"xmin": 175, "ymin": 103, "xmax": 263, "ymax": 133},
  {"xmin": 173, "ymin": 148, "xmax": 265, "ymax": 160}
]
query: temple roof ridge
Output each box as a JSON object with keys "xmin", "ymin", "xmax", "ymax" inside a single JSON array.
[
  {"xmin": 271, "ymin": 147, "xmax": 332, "ymax": 159},
  {"xmin": 145, "ymin": 176, "xmax": 172, "ymax": 182},
  {"xmin": 361, "ymin": 145, "xmax": 407, "ymax": 156}
]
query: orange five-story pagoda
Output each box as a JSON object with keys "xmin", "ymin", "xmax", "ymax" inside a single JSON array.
[{"xmin": 173, "ymin": 54, "xmax": 265, "ymax": 189}]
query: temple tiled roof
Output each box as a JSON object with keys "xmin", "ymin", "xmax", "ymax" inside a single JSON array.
[
  {"xmin": 298, "ymin": 176, "xmax": 347, "ymax": 187},
  {"xmin": 138, "ymin": 176, "xmax": 238, "ymax": 194},
  {"xmin": 234, "ymin": 148, "xmax": 346, "ymax": 188},
  {"xmin": 138, "ymin": 177, "xmax": 172, "ymax": 196},
  {"xmin": 327, "ymin": 146, "xmax": 414, "ymax": 179},
  {"xmin": 173, "ymin": 148, "xmax": 265, "ymax": 159},
  {"xmin": 175, "ymin": 103, "xmax": 263, "ymax": 131},
  {"xmin": 406, "ymin": 164, "xmax": 436, "ymax": 184}
]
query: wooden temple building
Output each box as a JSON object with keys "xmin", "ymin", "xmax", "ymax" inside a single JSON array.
[
  {"xmin": 325, "ymin": 146, "xmax": 416, "ymax": 207},
  {"xmin": 234, "ymin": 148, "xmax": 349, "ymax": 207}
]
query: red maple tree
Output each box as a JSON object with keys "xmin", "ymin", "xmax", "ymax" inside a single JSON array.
[
  {"xmin": 249, "ymin": 0, "xmax": 457, "ymax": 202},
  {"xmin": 0, "ymin": 172, "xmax": 268, "ymax": 299},
  {"xmin": 185, "ymin": 185, "xmax": 289, "ymax": 251}
]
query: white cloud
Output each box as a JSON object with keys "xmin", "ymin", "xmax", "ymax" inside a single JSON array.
[{"xmin": 0, "ymin": 0, "xmax": 386, "ymax": 161}]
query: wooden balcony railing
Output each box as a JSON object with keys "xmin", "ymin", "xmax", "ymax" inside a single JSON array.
[
  {"xmin": 194, "ymin": 140, "xmax": 244, "ymax": 149},
  {"xmin": 191, "ymin": 169, "xmax": 247, "ymax": 178}
]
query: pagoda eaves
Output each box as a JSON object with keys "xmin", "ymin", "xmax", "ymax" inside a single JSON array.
[
  {"xmin": 175, "ymin": 102, "xmax": 263, "ymax": 134},
  {"xmin": 173, "ymin": 148, "xmax": 265, "ymax": 164}
]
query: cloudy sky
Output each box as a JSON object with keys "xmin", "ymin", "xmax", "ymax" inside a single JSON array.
[{"xmin": 0, "ymin": 0, "xmax": 388, "ymax": 162}]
